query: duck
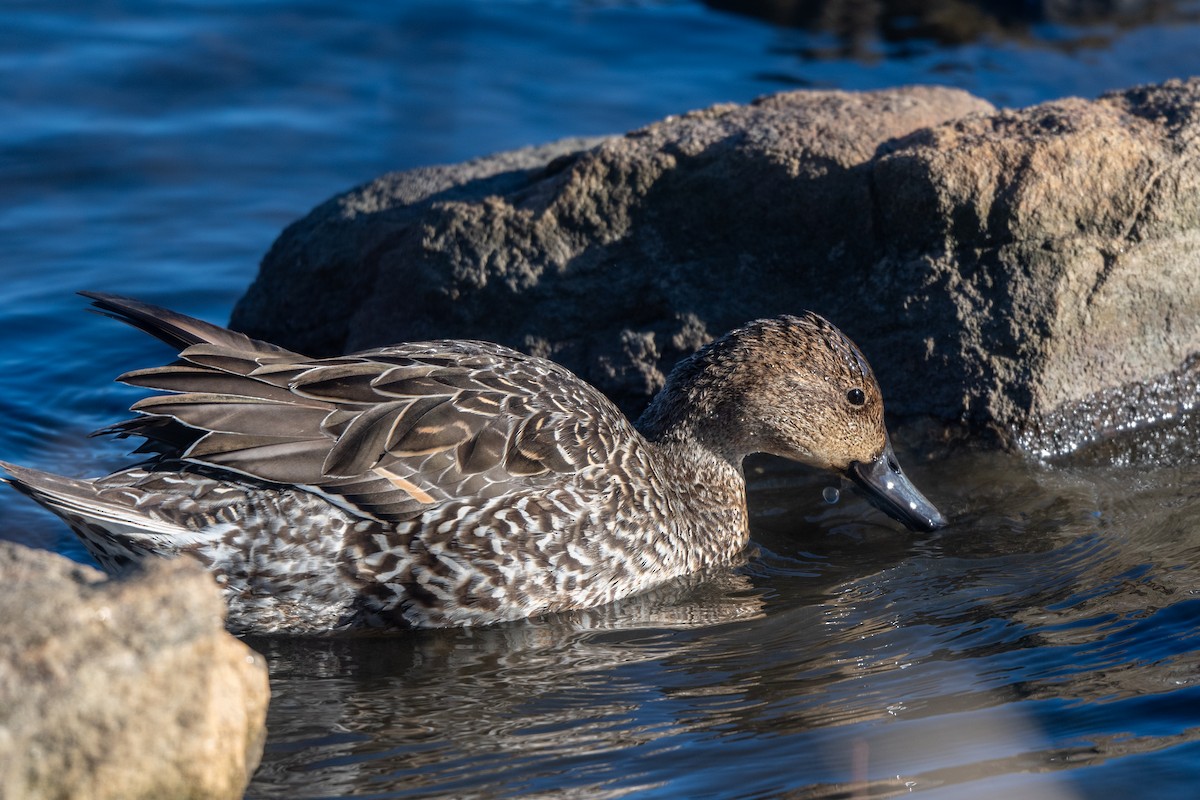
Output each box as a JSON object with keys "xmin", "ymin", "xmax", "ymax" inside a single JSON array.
[{"xmin": 1, "ymin": 293, "xmax": 946, "ymax": 634}]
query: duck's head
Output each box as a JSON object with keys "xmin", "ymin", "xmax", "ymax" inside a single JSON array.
[{"xmin": 640, "ymin": 313, "xmax": 947, "ymax": 532}]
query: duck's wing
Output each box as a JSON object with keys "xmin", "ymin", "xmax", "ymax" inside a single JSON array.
[{"xmin": 87, "ymin": 295, "xmax": 634, "ymax": 523}]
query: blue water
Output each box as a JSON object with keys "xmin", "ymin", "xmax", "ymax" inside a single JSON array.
[{"xmin": 3, "ymin": 2, "xmax": 1200, "ymax": 797}]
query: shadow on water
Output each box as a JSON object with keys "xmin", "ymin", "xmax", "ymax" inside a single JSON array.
[
  {"xmin": 244, "ymin": 423, "xmax": 1200, "ymax": 799},
  {"xmin": 705, "ymin": 0, "xmax": 1200, "ymax": 51}
]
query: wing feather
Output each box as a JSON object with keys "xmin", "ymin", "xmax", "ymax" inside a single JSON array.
[
  {"xmin": 131, "ymin": 393, "xmax": 330, "ymax": 438},
  {"xmin": 121, "ymin": 365, "xmax": 300, "ymax": 403},
  {"xmin": 321, "ymin": 399, "xmax": 411, "ymax": 478},
  {"xmin": 92, "ymin": 294, "xmax": 641, "ymax": 522}
]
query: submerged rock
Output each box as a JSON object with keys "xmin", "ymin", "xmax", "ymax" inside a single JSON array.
[
  {"xmin": 232, "ymin": 79, "xmax": 1200, "ymax": 457},
  {"xmin": 0, "ymin": 542, "xmax": 268, "ymax": 800}
]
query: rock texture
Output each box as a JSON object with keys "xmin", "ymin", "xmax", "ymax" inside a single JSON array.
[
  {"xmin": 232, "ymin": 79, "xmax": 1200, "ymax": 455},
  {"xmin": 0, "ymin": 542, "xmax": 269, "ymax": 800}
]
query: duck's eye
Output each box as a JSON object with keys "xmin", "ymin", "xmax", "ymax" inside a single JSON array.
[{"xmin": 846, "ymin": 388, "xmax": 866, "ymax": 406}]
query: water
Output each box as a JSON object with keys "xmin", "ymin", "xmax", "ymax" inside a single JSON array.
[
  {"xmin": 241, "ymin": 452, "xmax": 1200, "ymax": 799},
  {"xmin": 2, "ymin": 1, "xmax": 1200, "ymax": 797}
]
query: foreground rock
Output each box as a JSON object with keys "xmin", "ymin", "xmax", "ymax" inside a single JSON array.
[
  {"xmin": 233, "ymin": 79, "xmax": 1200, "ymax": 456},
  {"xmin": 0, "ymin": 542, "xmax": 268, "ymax": 800}
]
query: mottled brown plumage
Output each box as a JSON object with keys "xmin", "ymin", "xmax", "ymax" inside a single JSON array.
[{"xmin": 1, "ymin": 294, "xmax": 945, "ymax": 633}]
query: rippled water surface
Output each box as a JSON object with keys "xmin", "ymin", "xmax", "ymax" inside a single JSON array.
[
  {"xmin": 3, "ymin": 2, "xmax": 1200, "ymax": 798},
  {"xmin": 239, "ymin": 451, "xmax": 1200, "ymax": 798}
]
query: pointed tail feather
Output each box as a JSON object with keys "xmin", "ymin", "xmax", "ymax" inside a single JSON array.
[{"xmin": 0, "ymin": 459, "xmax": 195, "ymax": 571}]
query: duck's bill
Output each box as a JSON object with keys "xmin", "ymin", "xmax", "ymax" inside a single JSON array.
[{"xmin": 846, "ymin": 442, "xmax": 947, "ymax": 532}]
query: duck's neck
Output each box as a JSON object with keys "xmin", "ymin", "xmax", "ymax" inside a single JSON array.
[
  {"xmin": 636, "ymin": 393, "xmax": 751, "ymax": 565},
  {"xmin": 635, "ymin": 346, "xmax": 746, "ymax": 468}
]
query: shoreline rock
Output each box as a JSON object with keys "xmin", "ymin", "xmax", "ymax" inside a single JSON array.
[
  {"xmin": 232, "ymin": 79, "xmax": 1200, "ymax": 458},
  {"xmin": 0, "ymin": 542, "xmax": 268, "ymax": 800}
]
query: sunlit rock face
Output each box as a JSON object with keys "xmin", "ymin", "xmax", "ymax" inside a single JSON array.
[
  {"xmin": 870, "ymin": 79, "xmax": 1200, "ymax": 457},
  {"xmin": 0, "ymin": 542, "xmax": 269, "ymax": 800},
  {"xmin": 233, "ymin": 79, "xmax": 1200, "ymax": 459}
]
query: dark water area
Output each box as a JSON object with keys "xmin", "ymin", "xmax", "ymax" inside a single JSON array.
[{"xmin": 3, "ymin": 2, "xmax": 1200, "ymax": 797}]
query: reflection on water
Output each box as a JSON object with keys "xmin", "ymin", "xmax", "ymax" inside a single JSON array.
[{"xmin": 245, "ymin": 445, "xmax": 1200, "ymax": 799}]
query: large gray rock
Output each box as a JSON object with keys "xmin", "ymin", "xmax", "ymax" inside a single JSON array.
[
  {"xmin": 0, "ymin": 542, "xmax": 269, "ymax": 800},
  {"xmin": 232, "ymin": 80, "xmax": 1200, "ymax": 456},
  {"xmin": 871, "ymin": 79, "xmax": 1200, "ymax": 454}
]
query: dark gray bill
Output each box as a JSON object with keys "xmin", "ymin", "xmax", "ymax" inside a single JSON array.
[{"xmin": 846, "ymin": 441, "xmax": 947, "ymax": 532}]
